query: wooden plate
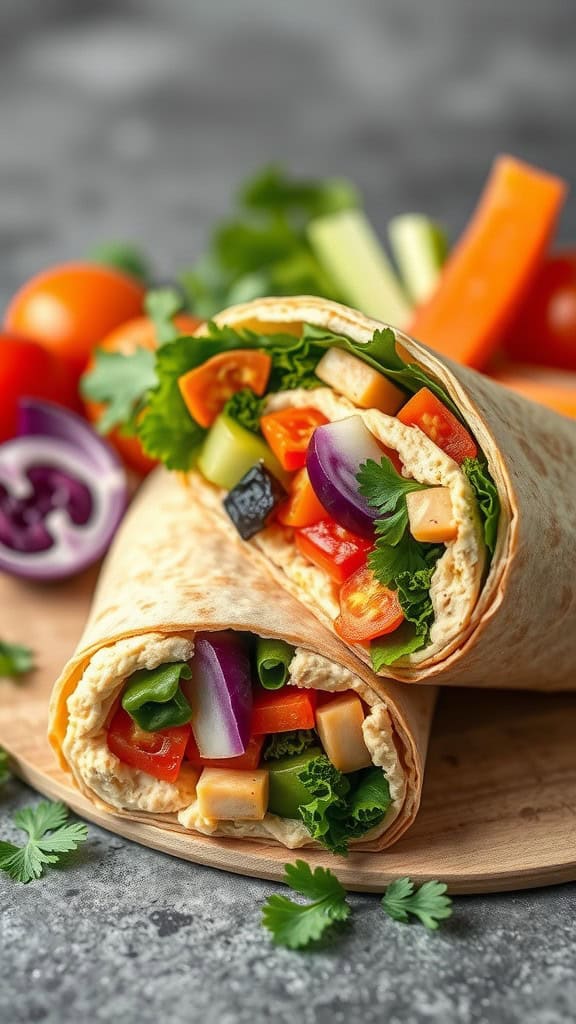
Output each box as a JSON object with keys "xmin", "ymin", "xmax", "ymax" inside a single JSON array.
[{"xmin": 1, "ymin": 569, "xmax": 575, "ymax": 894}]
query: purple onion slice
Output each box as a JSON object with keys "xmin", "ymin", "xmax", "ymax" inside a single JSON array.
[
  {"xmin": 183, "ymin": 632, "xmax": 253, "ymax": 758},
  {"xmin": 306, "ymin": 416, "xmax": 386, "ymax": 538},
  {"xmin": 0, "ymin": 400, "xmax": 127, "ymax": 580}
]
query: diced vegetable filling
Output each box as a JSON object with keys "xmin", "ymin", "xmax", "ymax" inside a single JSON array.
[
  {"xmin": 106, "ymin": 634, "xmax": 392, "ymax": 855},
  {"xmin": 137, "ymin": 320, "xmax": 500, "ymax": 668}
]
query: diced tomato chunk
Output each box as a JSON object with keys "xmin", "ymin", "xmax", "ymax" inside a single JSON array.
[
  {"xmin": 251, "ymin": 686, "xmax": 317, "ymax": 734},
  {"xmin": 179, "ymin": 350, "xmax": 272, "ymax": 428},
  {"xmin": 261, "ymin": 407, "xmax": 329, "ymax": 471},
  {"xmin": 295, "ymin": 518, "xmax": 371, "ymax": 584},
  {"xmin": 277, "ymin": 468, "xmax": 327, "ymax": 528},
  {"xmin": 107, "ymin": 707, "xmax": 190, "ymax": 783},
  {"xmin": 335, "ymin": 565, "xmax": 404, "ymax": 643},
  {"xmin": 397, "ymin": 387, "xmax": 477, "ymax": 463}
]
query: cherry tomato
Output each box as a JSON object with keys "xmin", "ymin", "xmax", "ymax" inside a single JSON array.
[
  {"xmin": 179, "ymin": 350, "xmax": 272, "ymax": 428},
  {"xmin": 0, "ymin": 331, "xmax": 81, "ymax": 442},
  {"xmin": 276, "ymin": 468, "xmax": 327, "ymax": 528},
  {"xmin": 251, "ymin": 686, "xmax": 317, "ymax": 735},
  {"xmin": 397, "ymin": 388, "xmax": 477, "ymax": 463},
  {"xmin": 106, "ymin": 707, "xmax": 190, "ymax": 783},
  {"xmin": 295, "ymin": 518, "xmax": 371, "ymax": 584},
  {"xmin": 186, "ymin": 733, "xmax": 264, "ymax": 770},
  {"xmin": 5, "ymin": 262, "xmax": 146, "ymax": 380},
  {"xmin": 84, "ymin": 313, "xmax": 200, "ymax": 475},
  {"xmin": 503, "ymin": 251, "xmax": 576, "ymax": 369},
  {"xmin": 335, "ymin": 565, "xmax": 404, "ymax": 643},
  {"xmin": 261, "ymin": 407, "xmax": 329, "ymax": 471}
]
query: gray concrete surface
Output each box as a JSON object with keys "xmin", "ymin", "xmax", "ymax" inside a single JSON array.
[{"xmin": 1, "ymin": 3, "xmax": 576, "ymax": 1022}]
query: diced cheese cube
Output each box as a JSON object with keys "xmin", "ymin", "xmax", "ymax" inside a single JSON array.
[
  {"xmin": 315, "ymin": 348, "xmax": 405, "ymax": 414},
  {"xmin": 196, "ymin": 768, "xmax": 269, "ymax": 821},
  {"xmin": 315, "ymin": 693, "xmax": 372, "ymax": 773},
  {"xmin": 406, "ymin": 487, "xmax": 457, "ymax": 543}
]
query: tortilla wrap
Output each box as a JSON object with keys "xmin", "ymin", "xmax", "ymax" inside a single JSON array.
[
  {"xmin": 49, "ymin": 470, "xmax": 435, "ymax": 852},
  {"xmin": 185, "ymin": 296, "xmax": 576, "ymax": 691}
]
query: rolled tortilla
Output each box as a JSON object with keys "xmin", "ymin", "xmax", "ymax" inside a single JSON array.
[
  {"xmin": 49, "ymin": 470, "xmax": 435, "ymax": 852},
  {"xmin": 185, "ymin": 296, "xmax": 576, "ymax": 691}
]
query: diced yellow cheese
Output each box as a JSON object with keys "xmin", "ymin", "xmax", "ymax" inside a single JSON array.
[
  {"xmin": 406, "ymin": 487, "xmax": 457, "ymax": 543},
  {"xmin": 196, "ymin": 768, "xmax": 269, "ymax": 821},
  {"xmin": 315, "ymin": 693, "xmax": 372, "ymax": 773},
  {"xmin": 315, "ymin": 348, "xmax": 405, "ymax": 414}
]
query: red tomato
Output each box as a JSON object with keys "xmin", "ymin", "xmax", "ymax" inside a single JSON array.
[
  {"xmin": 261, "ymin": 407, "xmax": 329, "ymax": 471},
  {"xmin": 185, "ymin": 733, "xmax": 264, "ymax": 770},
  {"xmin": 295, "ymin": 519, "xmax": 371, "ymax": 584},
  {"xmin": 251, "ymin": 686, "xmax": 317, "ymax": 735},
  {"xmin": 397, "ymin": 388, "xmax": 477, "ymax": 463},
  {"xmin": 84, "ymin": 313, "xmax": 200, "ymax": 475},
  {"xmin": 5, "ymin": 262, "xmax": 146, "ymax": 380},
  {"xmin": 0, "ymin": 331, "xmax": 81, "ymax": 441},
  {"xmin": 503, "ymin": 251, "xmax": 576, "ymax": 369},
  {"xmin": 106, "ymin": 707, "xmax": 190, "ymax": 783},
  {"xmin": 334, "ymin": 566, "xmax": 404, "ymax": 643},
  {"xmin": 179, "ymin": 350, "xmax": 272, "ymax": 428}
]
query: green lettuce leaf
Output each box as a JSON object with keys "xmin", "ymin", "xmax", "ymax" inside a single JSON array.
[
  {"xmin": 462, "ymin": 457, "xmax": 500, "ymax": 555},
  {"xmin": 296, "ymin": 756, "xmax": 391, "ymax": 856},
  {"xmin": 263, "ymin": 730, "xmax": 317, "ymax": 761},
  {"xmin": 222, "ymin": 389, "xmax": 266, "ymax": 434}
]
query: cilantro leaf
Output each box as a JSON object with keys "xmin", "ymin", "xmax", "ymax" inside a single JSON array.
[
  {"xmin": 144, "ymin": 287, "xmax": 186, "ymax": 345},
  {"xmin": 88, "ymin": 241, "xmax": 151, "ymax": 285},
  {"xmin": 262, "ymin": 859, "xmax": 350, "ymax": 949},
  {"xmin": 0, "ymin": 801, "xmax": 88, "ymax": 883},
  {"xmin": 0, "ymin": 748, "xmax": 10, "ymax": 785},
  {"xmin": 462, "ymin": 457, "xmax": 500, "ymax": 555},
  {"xmin": 137, "ymin": 337, "xmax": 208, "ymax": 470},
  {"xmin": 222, "ymin": 389, "xmax": 265, "ymax": 434},
  {"xmin": 81, "ymin": 348, "xmax": 157, "ymax": 435},
  {"xmin": 358, "ymin": 457, "xmax": 428, "ymax": 547},
  {"xmin": 296, "ymin": 757, "xmax": 391, "ymax": 856},
  {"xmin": 241, "ymin": 166, "xmax": 360, "ymax": 219},
  {"xmin": 382, "ymin": 877, "xmax": 453, "ymax": 930},
  {"xmin": 0, "ymin": 641, "xmax": 34, "ymax": 679},
  {"xmin": 263, "ymin": 730, "xmax": 317, "ymax": 761}
]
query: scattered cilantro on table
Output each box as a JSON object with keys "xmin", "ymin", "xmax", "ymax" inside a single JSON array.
[
  {"xmin": 0, "ymin": 801, "xmax": 88, "ymax": 883},
  {"xmin": 262, "ymin": 860, "xmax": 351, "ymax": 949},
  {"xmin": 381, "ymin": 877, "xmax": 453, "ymax": 930},
  {"xmin": 0, "ymin": 642, "xmax": 34, "ymax": 679}
]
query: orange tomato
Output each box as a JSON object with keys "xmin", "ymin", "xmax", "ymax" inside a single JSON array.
[
  {"xmin": 334, "ymin": 565, "xmax": 404, "ymax": 643},
  {"xmin": 260, "ymin": 407, "xmax": 329, "ymax": 471},
  {"xmin": 5, "ymin": 262, "xmax": 146, "ymax": 380},
  {"xmin": 397, "ymin": 387, "xmax": 477, "ymax": 464},
  {"xmin": 85, "ymin": 313, "xmax": 200, "ymax": 475},
  {"xmin": 276, "ymin": 468, "xmax": 327, "ymax": 528},
  {"xmin": 178, "ymin": 350, "xmax": 272, "ymax": 428}
]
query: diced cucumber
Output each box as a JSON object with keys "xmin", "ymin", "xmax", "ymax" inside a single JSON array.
[
  {"xmin": 307, "ymin": 209, "xmax": 412, "ymax": 327},
  {"xmin": 267, "ymin": 748, "xmax": 322, "ymax": 819},
  {"xmin": 197, "ymin": 414, "xmax": 290, "ymax": 491},
  {"xmin": 388, "ymin": 214, "xmax": 448, "ymax": 305}
]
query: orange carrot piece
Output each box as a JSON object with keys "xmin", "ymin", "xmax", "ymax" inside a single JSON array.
[
  {"xmin": 408, "ymin": 156, "xmax": 567, "ymax": 370},
  {"xmin": 491, "ymin": 366, "xmax": 576, "ymax": 419}
]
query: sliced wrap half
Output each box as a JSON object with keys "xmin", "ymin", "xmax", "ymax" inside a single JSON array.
[
  {"xmin": 148, "ymin": 296, "xmax": 576, "ymax": 691},
  {"xmin": 49, "ymin": 471, "xmax": 435, "ymax": 854}
]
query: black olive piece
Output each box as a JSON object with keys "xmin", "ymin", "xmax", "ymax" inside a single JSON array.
[{"xmin": 223, "ymin": 462, "xmax": 287, "ymax": 540}]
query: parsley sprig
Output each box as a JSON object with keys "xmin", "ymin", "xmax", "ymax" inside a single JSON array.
[
  {"xmin": 0, "ymin": 801, "xmax": 88, "ymax": 883},
  {"xmin": 381, "ymin": 877, "xmax": 453, "ymax": 930},
  {"xmin": 0, "ymin": 641, "xmax": 34, "ymax": 679},
  {"xmin": 262, "ymin": 861, "xmax": 351, "ymax": 949}
]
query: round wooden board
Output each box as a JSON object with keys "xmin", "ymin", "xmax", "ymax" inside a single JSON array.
[{"xmin": 1, "ymin": 569, "xmax": 575, "ymax": 894}]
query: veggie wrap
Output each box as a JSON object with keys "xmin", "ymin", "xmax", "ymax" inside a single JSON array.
[
  {"xmin": 49, "ymin": 471, "xmax": 435, "ymax": 854},
  {"xmin": 150, "ymin": 295, "xmax": 576, "ymax": 691}
]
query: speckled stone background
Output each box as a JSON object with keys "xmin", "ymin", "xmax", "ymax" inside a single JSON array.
[{"xmin": 1, "ymin": 3, "xmax": 576, "ymax": 1022}]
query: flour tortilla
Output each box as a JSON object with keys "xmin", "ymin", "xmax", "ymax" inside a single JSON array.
[
  {"xmin": 49, "ymin": 470, "xmax": 436, "ymax": 852},
  {"xmin": 187, "ymin": 296, "xmax": 576, "ymax": 692}
]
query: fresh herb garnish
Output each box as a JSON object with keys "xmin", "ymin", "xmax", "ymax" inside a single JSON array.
[
  {"xmin": 262, "ymin": 860, "xmax": 351, "ymax": 949},
  {"xmin": 381, "ymin": 877, "xmax": 453, "ymax": 930},
  {"xmin": 462, "ymin": 457, "xmax": 500, "ymax": 555},
  {"xmin": 144, "ymin": 287, "xmax": 186, "ymax": 345},
  {"xmin": 222, "ymin": 389, "xmax": 266, "ymax": 434},
  {"xmin": 357, "ymin": 457, "xmax": 428, "ymax": 548},
  {"xmin": 0, "ymin": 801, "xmax": 88, "ymax": 883},
  {"xmin": 297, "ymin": 758, "xmax": 391, "ymax": 856},
  {"xmin": 263, "ymin": 730, "xmax": 317, "ymax": 761},
  {"xmin": 81, "ymin": 347, "xmax": 157, "ymax": 435},
  {"xmin": 0, "ymin": 748, "xmax": 10, "ymax": 785},
  {"xmin": 0, "ymin": 641, "xmax": 34, "ymax": 679}
]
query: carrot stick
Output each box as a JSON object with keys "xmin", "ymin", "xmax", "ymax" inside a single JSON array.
[
  {"xmin": 491, "ymin": 366, "xmax": 576, "ymax": 419},
  {"xmin": 408, "ymin": 156, "xmax": 568, "ymax": 369}
]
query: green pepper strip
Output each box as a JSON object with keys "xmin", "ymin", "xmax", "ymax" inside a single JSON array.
[
  {"xmin": 121, "ymin": 662, "xmax": 193, "ymax": 731},
  {"xmin": 255, "ymin": 637, "xmax": 295, "ymax": 690}
]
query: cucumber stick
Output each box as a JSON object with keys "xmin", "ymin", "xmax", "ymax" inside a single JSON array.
[
  {"xmin": 307, "ymin": 209, "xmax": 411, "ymax": 327},
  {"xmin": 388, "ymin": 214, "xmax": 448, "ymax": 305},
  {"xmin": 197, "ymin": 414, "xmax": 289, "ymax": 491}
]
